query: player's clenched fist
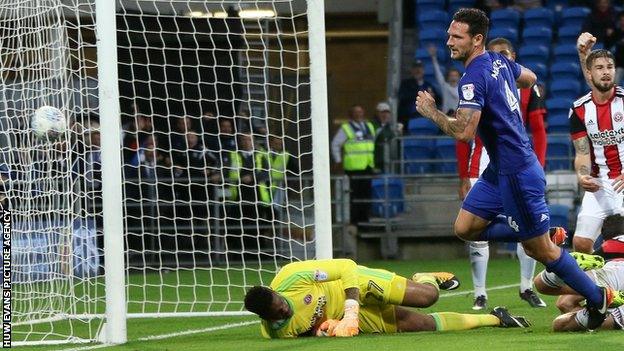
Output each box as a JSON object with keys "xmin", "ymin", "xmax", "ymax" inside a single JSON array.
[
  {"xmin": 315, "ymin": 319, "xmax": 339, "ymax": 337},
  {"xmin": 332, "ymin": 299, "xmax": 360, "ymax": 337},
  {"xmin": 415, "ymin": 90, "xmax": 436, "ymax": 118},
  {"xmin": 577, "ymin": 32, "xmax": 596, "ymax": 54}
]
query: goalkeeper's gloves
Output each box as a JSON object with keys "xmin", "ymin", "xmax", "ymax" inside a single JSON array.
[
  {"xmin": 333, "ymin": 299, "xmax": 360, "ymax": 337},
  {"xmin": 315, "ymin": 319, "xmax": 339, "ymax": 337}
]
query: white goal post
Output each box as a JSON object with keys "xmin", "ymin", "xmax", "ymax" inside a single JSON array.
[{"xmin": 0, "ymin": 0, "xmax": 330, "ymax": 346}]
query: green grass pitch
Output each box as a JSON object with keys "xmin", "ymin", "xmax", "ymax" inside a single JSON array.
[{"xmin": 15, "ymin": 258, "xmax": 623, "ymax": 351}]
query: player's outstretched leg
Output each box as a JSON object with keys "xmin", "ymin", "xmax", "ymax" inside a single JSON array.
[
  {"xmin": 517, "ymin": 244, "xmax": 546, "ymax": 308},
  {"xmin": 394, "ymin": 307, "xmax": 530, "ymax": 332}
]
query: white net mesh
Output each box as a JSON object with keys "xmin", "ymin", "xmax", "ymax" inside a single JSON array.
[{"xmin": 1, "ymin": 0, "xmax": 321, "ymax": 345}]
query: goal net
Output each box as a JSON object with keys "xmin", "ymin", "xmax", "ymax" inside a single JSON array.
[{"xmin": 0, "ymin": 0, "xmax": 330, "ymax": 346}]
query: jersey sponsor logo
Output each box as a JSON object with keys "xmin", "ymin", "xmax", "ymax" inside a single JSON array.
[
  {"xmin": 508, "ymin": 216, "xmax": 520, "ymax": 232},
  {"xmin": 304, "ymin": 294, "xmax": 312, "ymax": 305},
  {"xmin": 314, "ymin": 270, "xmax": 328, "ymax": 281},
  {"xmin": 588, "ymin": 127, "xmax": 624, "ymax": 146},
  {"xmin": 615, "ymin": 112, "xmax": 623, "ymax": 123},
  {"xmin": 461, "ymin": 84, "xmax": 475, "ymax": 100},
  {"xmin": 540, "ymin": 213, "xmax": 549, "ymax": 222}
]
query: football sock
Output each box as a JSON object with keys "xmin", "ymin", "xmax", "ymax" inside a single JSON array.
[
  {"xmin": 545, "ymin": 248, "xmax": 603, "ymax": 307},
  {"xmin": 412, "ymin": 274, "xmax": 440, "ymax": 292},
  {"xmin": 517, "ymin": 244, "xmax": 536, "ymax": 292},
  {"xmin": 477, "ymin": 216, "xmax": 520, "ymax": 242},
  {"xmin": 469, "ymin": 242, "xmax": 489, "ymax": 297},
  {"xmin": 430, "ymin": 312, "xmax": 500, "ymax": 331}
]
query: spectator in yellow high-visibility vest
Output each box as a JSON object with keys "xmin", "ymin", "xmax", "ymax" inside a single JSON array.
[
  {"xmin": 264, "ymin": 135, "xmax": 299, "ymax": 219},
  {"xmin": 331, "ymin": 105, "xmax": 377, "ymax": 227}
]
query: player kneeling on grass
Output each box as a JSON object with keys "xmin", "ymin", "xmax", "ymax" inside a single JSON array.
[
  {"xmin": 534, "ymin": 249, "xmax": 624, "ymax": 332},
  {"xmin": 244, "ymin": 258, "xmax": 530, "ymax": 338}
]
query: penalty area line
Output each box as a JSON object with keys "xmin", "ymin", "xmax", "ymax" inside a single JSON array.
[
  {"xmin": 440, "ymin": 283, "xmax": 519, "ymax": 297},
  {"xmin": 64, "ymin": 320, "xmax": 260, "ymax": 351}
]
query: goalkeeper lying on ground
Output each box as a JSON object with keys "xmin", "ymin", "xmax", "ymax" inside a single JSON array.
[{"xmin": 244, "ymin": 258, "xmax": 529, "ymax": 338}]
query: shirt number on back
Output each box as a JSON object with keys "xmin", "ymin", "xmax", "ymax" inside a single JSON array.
[{"xmin": 504, "ymin": 81, "xmax": 519, "ymax": 114}]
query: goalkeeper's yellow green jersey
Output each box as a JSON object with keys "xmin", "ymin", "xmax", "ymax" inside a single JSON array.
[{"xmin": 260, "ymin": 259, "xmax": 359, "ymax": 338}]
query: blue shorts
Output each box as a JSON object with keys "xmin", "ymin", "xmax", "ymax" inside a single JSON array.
[{"xmin": 462, "ymin": 161, "xmax": 550, "ymax": 240}]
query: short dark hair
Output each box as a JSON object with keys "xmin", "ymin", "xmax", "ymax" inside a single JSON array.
[
  {"xmin": 452, "ymin": 8, "xmax": 489, "ymax": 39},
  {"xmin": 487, "ymin": 37, "xmax": 515, "ymax": 53},
  {"xmin": 244, "ymin": 286, "xmax": 274, "ymax": 319},
  {"xmin": 601, "ymin": 214, "xmax": 624, "ymax": 240},
  {"xmin": 586, "ymin": 49, "xmax": 615, "ymax": 69}
]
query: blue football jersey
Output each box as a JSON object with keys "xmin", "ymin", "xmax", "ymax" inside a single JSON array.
[{"xmin": 457, "ymin": 51, "xmax": 537, "ymax": 175}]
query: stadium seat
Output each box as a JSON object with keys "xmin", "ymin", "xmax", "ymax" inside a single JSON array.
[
  {"xmin": 490, "ymin": 8, "xmax": 521, "ymax": 29},
  {"xmin": 548, "ymin": 204, "xmax": 570, "ymax": 230},
  {"xmin": 550, "ymin": 61, "xmax": 581, "ymax": 81},
  {"xmin": 434, "ymin": 138, "xmax": 457, "ymax": 174},
  {"xmin": 553, "ymin": 44, "xmax": 578, "ymax": 62},
  {"xmin": 523, "ymin": 62, "xmax": 548, "ymax": 81},
  {"xmin": 371, "ymin": 177, "xmax": 405, "ymax": 218},
  {"xmin": 408, "ymin": 117, "xmax": 439, "ymax": 135},
  {"xmin": 417, "ymin": 10, "xmax": 448, "ymax": 31},
  {"xmin": 488, "ymin": 27, "xmax": 519, "ymax": 46},
  {"xmin": 547, "ymin": 113, "xmax": 570, "ymax": 134},
  {"xmin": 522, "ymin": 27, "xmax": 553, "ymax": 47},
  {"xmin": 403, "ymin": 138, "xmax": 434, "ymax": 174},
  {"xmin": 414, "ymin": 47, "xmax": 448, "ymax": 66},
  {"xmin": 558, "ymin": 25, "xmax": 582, "ymax": 44},
  {"xmin": 549, "ymin": 79, "xmax": 582, "ymax": 100},
  {"xmin": 561, "ymin": 7, "xmax": 591, "ymax": 28},
  {"xmin": 519, "ymin": 45, "xmax": 550, "ymax": 63},
  {"xmin": 418, "ymin": 29, "xmax": 448, "ymax": 48},
  {"xmin": 546, "ymin": 97, "xmax": 574, "ymax": 116},
  {"xmin": 546, "ymin": 136, "xmax": 572, "ymax": 171},
  {"xmin": 523, "ymin": 7, "xmax": 555, "ymax": 28},
  {"xmin": 415, "ymin": 0, "xmax": 444, "ymax": 13},
  {"xmin": 546, "ymin": 0, "xmax": 569, "ymax": 12},
  {"xmin": 448, "ymin": 0, "xmax": 476, "ymax": 13}
]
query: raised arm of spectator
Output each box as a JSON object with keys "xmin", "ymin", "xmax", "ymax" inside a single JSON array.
[{"xmin": 428, "ymin": 46, "xmax": 447, "ymax": 89}]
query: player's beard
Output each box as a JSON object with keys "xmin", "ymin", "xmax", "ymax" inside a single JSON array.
[{"xmin": 592, "ymin": 76, "xmax": 615, "ymax": 93}]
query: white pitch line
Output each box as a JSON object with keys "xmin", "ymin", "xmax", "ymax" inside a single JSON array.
[
  {"xmin": 62, "ymin": 320, "xmax": 259, "ymax": 351},
  {"xmin": 440, "ymin": 283, "xmax": 520, "ymax": 297}
]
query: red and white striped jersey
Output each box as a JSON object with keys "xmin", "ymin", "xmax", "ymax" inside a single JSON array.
[
  {"xmin": 570, "ymin": 87, "xmax": 624, "ymax": 179},
  {"xmin": 456, "ymin": 85, "xmax": 547, "ymax": 179}
]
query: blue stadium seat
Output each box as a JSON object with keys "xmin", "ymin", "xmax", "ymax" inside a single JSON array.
[
  {"xmin": 448, "ymin": 0, "xmax": 476, "ymax": 13},
  {"xmin": 490, "ymin": 8, "xmax": 521, "ymax": 29},
  {"xmin": 548, "ymin": 204, "xmax": 570, "ymax": 231},
  {"xmin": 546, "ymin": 136, "xmax": 572, "ymax": 171},
  {"xmin": 550, "ymin": 61, "xmax": 581, "ymax": 81},
  {"xmin": 415, "ymin": 0, "xmax": 444, "ymax": 13},
  {"xmin": 417, "ymin": 10, "xmax": 448, "ymax": 31},
  {"xmin": 418, "ymin": 29, "xmax": 448, "ymax": 48},
  {"xmin": 414, "ymin": 47, "xmax": 448, "ymax": 66},
  {"xmin": 403, "ymin": 138, "xmax": 434, "ymax": 174},
  {"xmin": 546, "ymin": 97, "xmax": 574, "ymax": 116},
  {"xmin": 558, "ymin": 25, "xmax": 582, "ymax": 44},
  {"xmin": 550, "ymin": 79, "xmax": 581, "ymax": 100},
  {"xmin": 553, "ymin": 44, "xmax": 578, "ymax": 62},
  {"xmin": 546, "ymin": 0, "xmax": 569, "ymax": 12},
  {"xmin": 523, "ymin": 7, "xmax": 555, "ymax": 28},
  {"xmin": 371, "ymin": 177, "xmax": 405, "ymax": 218},
  {"xmin": 561, "ymin": 7, "xmax": 591, "ymax": 28},
  {"xmin": 522, "ymin": 27, "xmax": 553, "ymax": 47},
  {"xmin": 408, "ymin": 117, "xmax": 439, "ymax": 135},
  {"xmin": 523, "ymin": 62, "xmax": 548, "ymax": 81},
  {"xmin": 547, "ymin": 113, "xmax": 570, "ymax": 133},
  {"xmin": 519, "ymin": 45, "xmax": 550, "ymax": 63},
  {"xmin": 435, "ymin": 138, "xmax": 457, "ymax": 174},
  {"xmin": 488, "ymin": 27, "xmax": 519, "ymax": 46}
]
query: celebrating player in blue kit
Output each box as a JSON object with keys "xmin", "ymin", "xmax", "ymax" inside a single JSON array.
[{"xmin": 415, "ymin": 8, "xmax": 624, "ymax": 330}]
